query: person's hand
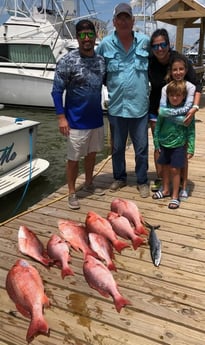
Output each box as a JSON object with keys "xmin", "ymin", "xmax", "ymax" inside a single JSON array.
[
  {"xmin": 183, "ymin": 108, "xmax": 196, "ymax": 126},
  {"xmin": 187, "ymin": 153, "xmax": 193, "ymax": 160},
  {"xmin": 58, "ymin": 114, "xmax": 70, "ymax": 136}
]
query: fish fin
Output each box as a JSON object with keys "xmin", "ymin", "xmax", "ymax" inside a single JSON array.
[
  {"xmin": 96, "ymin": 288, "xmax": 110, "ymax": 298},
  {"xmin": 113, "ymin": 240, "xmax": 130, "ymax": 253},
  {"xmin": 107, "ymin": 261, "xmax": 117, "ymax": 271},
  {"xmin": 42, "ymin": 294, "xmax": 50, "ymax": 308},
  {"xmin": 15, "ymin": 304, "xmax": 31, "ymax": 318},
  {"xmin": 84, "ymin": 248, "xmax": 99, "ymax": 260},
  {"xmin": 53, "ymin": 260, "xmax": 62, "ymax": 268},
  {"xmin": 26, "ymin": 317, "xmax": 50, "ymax": 343},
  {"xmin": 86, "ymin": 279, "xmax": 110, "ymax": 298},
  {"xmin": 110, "ymin": 251, "xmax": 115, "ymax": 259},
  {"xmin": 114, "ymin": 295, "xmax": 132, "ymax": 313},
  {"xmin": 132, "ymin": 236, "xmax": 145, "ymax": 250},
  {"xmin": 41, "ymin": 257, "xmax": 53, "ymax": 267},
  {"xmin": 61, "ymin": 266, "xmax": 75, "ymax": 279}
]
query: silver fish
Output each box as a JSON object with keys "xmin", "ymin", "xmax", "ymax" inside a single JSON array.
[{"xmin": 146, "ymin": 222, "xmax": 161, "ymax": 267}]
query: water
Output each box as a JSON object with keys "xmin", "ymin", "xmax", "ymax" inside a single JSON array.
[{"xmin": 0, "ymin": 106, "xmax": 110, "ymax": 223}]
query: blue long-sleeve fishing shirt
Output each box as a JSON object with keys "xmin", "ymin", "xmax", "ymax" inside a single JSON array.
[{"xmin": 51, "ymin": 49, "xmax": 106, "ymax": 129}]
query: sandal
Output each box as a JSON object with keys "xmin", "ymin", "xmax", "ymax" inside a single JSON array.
[
  {"xmin": 152, "ymin": 190, "xmax": 170, "ymax": 199},
  {"xmin": 168, "ymin": 199, "xmax": 180, "ymax": 209},
  {"xmin": 179, "ymin": 189, "xmax": 188, "ymax": 201}
]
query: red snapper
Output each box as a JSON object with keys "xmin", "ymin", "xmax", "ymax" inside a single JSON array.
[
  {"xmin": 18, "ymin": 225, "xmax": 53, "ymax": 266},
  {"xmin": 83, "ymin": 255, "xmax": 131, "ymax": 312},
  {"xmin": 85, "ymin": 211, "xmax": 129, "ymax": 253},
  {"xmin": 111, "ymin": 198, "xmax": 148, "ymax": 236},
  {"xmin": 88, "ymin": 232, "xmax": 117, "ymax": 271},
  {"xmin": 47, "ymin": 234, "xmax": 74, "ymax": 278},
  {"xmin": 58, "ymin": 219, "xmax": 97, "ymax": 259},
  {"xmin": 107, "ymin": 211, "xmax": 146, "ymax": 250},
  {"xmin": 6, "ymin": 259, "xmax": 50, "ymax": 343}
]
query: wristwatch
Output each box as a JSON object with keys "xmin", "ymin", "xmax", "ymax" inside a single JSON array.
[{"xmin": 192, "ymin": 104, "xmax": 199, "ymax": 111}]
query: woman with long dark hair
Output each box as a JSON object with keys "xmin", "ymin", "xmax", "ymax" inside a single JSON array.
[{"xmin": 148, "ymin": 28, "xmax": 201, "ymax": 192}]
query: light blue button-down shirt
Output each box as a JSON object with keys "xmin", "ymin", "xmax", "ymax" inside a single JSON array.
[{"xmin": 97, "ymin": 31, "xmax": 150, "ymax": 118}]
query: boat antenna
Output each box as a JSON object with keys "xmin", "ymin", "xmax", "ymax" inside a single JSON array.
[{"xmin": 43, "ymin": 10, "xmax": 69, "ymax": 75}]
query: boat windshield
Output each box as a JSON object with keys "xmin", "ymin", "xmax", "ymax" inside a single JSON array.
[{"xmin": 0, "ymin": 43, "xmax": 56, "ymax": 64}]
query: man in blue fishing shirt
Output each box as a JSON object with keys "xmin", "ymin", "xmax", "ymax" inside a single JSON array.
[
  {"xmin": 51, "ymin": 19, "xmax": 106, "ymax": 209},
  {"xmin": 97, "ymin": 3, "xmax": 150, "ymax": 197}
]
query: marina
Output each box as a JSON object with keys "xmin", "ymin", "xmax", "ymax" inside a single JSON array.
[
  {"xmin": 0, "ymin": 0, "xmax": 70, "ymax": 108},
  {"xmin": 0, "ymin": 95, "xmax": 205, "ymax": 344},
  {"xmin": 0, "ymin": 0, "xmax": 108, "ymax": 109}
]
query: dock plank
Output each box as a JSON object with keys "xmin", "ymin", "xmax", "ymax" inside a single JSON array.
[{"xmin": 1, "ymin": 96, "xmax": 205, "ymax": 344}]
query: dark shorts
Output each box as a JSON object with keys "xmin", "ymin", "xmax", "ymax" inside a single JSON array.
[{"xmin": 157, "ymin": 145, "xmax": 186, "ymax": 168}]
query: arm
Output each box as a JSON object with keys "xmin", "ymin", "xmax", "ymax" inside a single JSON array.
[
  {"xmin": 184, "ymin": 61, "xmax": 202, "ymax": 125},
  {"xmin": 186, "ymin": 119, "xmax": 195, "ymax": 157},
  {"xmin": 159, "ymin": 82, "xmax": 196, "ymax": 118},
  {"xmin": 153, "ymin": 116, "xmax": 162, "ymax": 151},
  {"xmin": 51, "ymin": 57, "xmax": 70, "ymax": 136},
  {"xmin": 184, "ymin": 91, "xmax": 201, "ymax": 126}
]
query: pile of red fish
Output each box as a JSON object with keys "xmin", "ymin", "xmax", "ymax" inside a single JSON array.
[{"xmin": 6, "ymin": 197, "xmax": 149, "ymax": 343}]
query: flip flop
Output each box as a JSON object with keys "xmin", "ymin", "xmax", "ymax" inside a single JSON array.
[
  {"xmin": 152, "ymin": 190, "xmax": 170, "ymax": 200},
  {"xmin": 168, "ymin": 199, "xmax": 180, "ymax": 209}
]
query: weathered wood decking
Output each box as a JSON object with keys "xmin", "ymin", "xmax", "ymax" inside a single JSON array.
[{"xmin": 1, "ymin": 95, "xmax": 205, "ymax": 345}]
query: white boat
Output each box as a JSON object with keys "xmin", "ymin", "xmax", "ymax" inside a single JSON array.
[
  {"xmin": 0, "ymin": 0, "xmax": 108, "ymax": 109},
  {"xmin": 0, "ymin": 115, "xmax": 49, "ymax": 197},
  {"xmin": 0, "ymin": 0, "xmax": 73, "ymax": 108}
]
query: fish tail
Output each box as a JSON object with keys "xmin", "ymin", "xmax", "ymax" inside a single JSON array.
[
  {"xmin": 132, "ymin": 236, "xmax": 145, "ymax": 250},
  {"xmin": 114, "ymin": 240, "xmax": 130, "ymax": 253},
  {"xmin": 26, "ymin": 317, "xmax": 49, "ymax": 343},
  {"xmin": 114, "ymin": 295, "xmax": 132, "ymax": 313},
  {"xmin": 41, "ymin": 257, "xmax": 54, "ymax": 267},
  {"xmin": 84, "ymin": 248, "xmax": 99, "ymax": 260},
  {"xmin": 61, "ymin": 266, "xmax": 74, "ymax": 279},
  {"xmin": 134, "ymin": 225, "xmax": 148, "ymax": 236}
]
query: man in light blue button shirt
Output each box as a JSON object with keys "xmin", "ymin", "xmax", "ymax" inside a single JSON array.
[{"xmin": 97, "ymin": 3, "xmax": 150, "ymax": 197}]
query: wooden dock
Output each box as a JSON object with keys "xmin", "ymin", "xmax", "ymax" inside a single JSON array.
[{"xmin": 1, "ymin": 95, "xmax": 205, "ymax": 345}]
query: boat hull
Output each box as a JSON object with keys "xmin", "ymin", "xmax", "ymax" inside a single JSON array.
[
  {"xmin": 0, "ymin": 115, "xmax": 49, "ymax": 197},
  {"xmin": 0, "ymin": 116, "xmax": 39, "ymax": 175},
  {"xmin": 0, "ymin": 158, "xmax": 50, "ymax": 197},
  {"xmin": 0, "ymin": 69, "xmax": 55, "ymax": 108}
]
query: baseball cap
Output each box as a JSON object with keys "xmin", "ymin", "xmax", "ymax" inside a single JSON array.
[
  {"xmin": 113, "ymin": 3, "xmax": 133, "ymax": 17},
  {"xmin": 76, "ymin": 19, "xmax": 96, "ymax": 34}
]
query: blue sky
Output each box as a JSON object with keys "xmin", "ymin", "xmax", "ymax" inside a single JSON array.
[
  {"xmin": 80, "ymin": 0, "xmax": 205, "ymax": 23},
  {"xmin": 79, "ymin": 0, "xmax": 205, "ymax": 44},
  {"xmin": 0, "ymin": 0, "xmax": 205, "ymax": 44},
  {"xmin": 80, "ymin": 0, "xmax": 124, "ymax": 23}
]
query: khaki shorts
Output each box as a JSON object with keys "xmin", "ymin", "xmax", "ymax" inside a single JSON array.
[{"xmin": 67, "ymin": 126, "xmax": 104, "ymax": 161}]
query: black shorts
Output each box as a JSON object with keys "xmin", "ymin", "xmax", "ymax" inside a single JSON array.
[{"xmin": 157, "ymin": 145, "xmax": 186, "ymax": 168}]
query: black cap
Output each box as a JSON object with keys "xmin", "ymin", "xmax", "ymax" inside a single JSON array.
[{"xmin": 76, "ymin": 19, "xmax": 96, "ymax": 34}]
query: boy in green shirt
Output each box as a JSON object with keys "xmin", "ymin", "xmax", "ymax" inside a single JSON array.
[{"xmin": 152, "ymin": 80, "xmax": 195, "ymax": 209}]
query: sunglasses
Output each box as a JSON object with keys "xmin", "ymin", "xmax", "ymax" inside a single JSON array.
[
  {"xmin": 151, "ymin": 42, "xmax": 168, "ymax": 51},
  {"xmin": 77, "ymin": 32, "xmax": 95, "ymax": 40}
]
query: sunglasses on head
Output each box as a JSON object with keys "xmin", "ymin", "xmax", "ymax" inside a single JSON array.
[
  {"xmin": 151, "ymin": 42, "xmax": 168, "ymax": 51},
  {"xmin": 77, "ymin": 32, "xmax": 95, "ymax": 40}
]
